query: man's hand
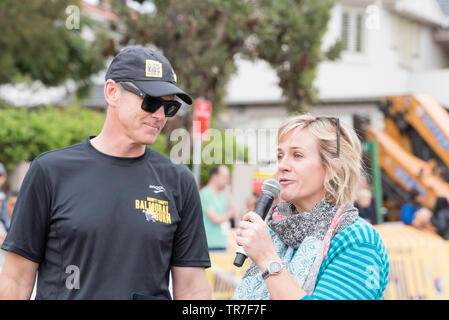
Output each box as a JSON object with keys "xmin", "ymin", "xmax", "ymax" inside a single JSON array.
[{"xmin": 223, "ymin": 186, "xmax": 239, "ymax": 221}]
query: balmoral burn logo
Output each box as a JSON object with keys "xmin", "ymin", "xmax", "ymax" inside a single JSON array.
[{"xmin": 135, "ymin": 196, "xmax": 172, "ymax": 224}]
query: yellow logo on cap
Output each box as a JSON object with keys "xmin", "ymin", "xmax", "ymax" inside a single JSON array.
[{"xmin": 146, "ymin": 60, "xmax": 163, "ymax": 78}]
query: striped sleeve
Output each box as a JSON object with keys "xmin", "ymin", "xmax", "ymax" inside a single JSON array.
[{"xmin": 301, "ymin": 219, "xmax": 389, "ymax": 300}]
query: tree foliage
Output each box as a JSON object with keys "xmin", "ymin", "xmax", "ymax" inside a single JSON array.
[
  {"xmin": 109, "ymin": 0, "xmax": 341, "ymax": 114},
  {"xmin": 252, "ymin": 0, "xmax": 343, "ymax": 112},
  {"xmin": 0, "ymin": 105, "xmax": 241, "ymax": 186},
  {"xmin": 0, "ymin": 0, "xmax": 341, "ymax": 111},
  {"xmin": 192, "ymin": 124, "xmax": 250, "ymax": 187},
  {"xmin": 0, "ymin": 0, "xmax": 109, "ymax": 98},
  {"xmin": 0, "ymin": 106, "xmax": 105, "ymax": 170},
  {"xmin": 110, "ymin": 0, "xmax": 258, "ymax": 115}
]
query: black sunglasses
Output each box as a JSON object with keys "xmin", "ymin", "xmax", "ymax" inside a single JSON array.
[
  {"xmin": 316, "ymin": 117, "xmax": 340, "ymax": 158},
  {"xmin": 119, "ymin": 82, "xmax": 182, "ymax": 117}
]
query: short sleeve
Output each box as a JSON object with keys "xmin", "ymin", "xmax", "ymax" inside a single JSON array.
[
  {"xmin": 199, "ymin": 188, "xmax": 211, "ymax": 213},
  {"xmin": 1, "ymin": 158, "xmax": 52, "ymax": 263},
  {"xmin": 170, "ymin": 168, "xmax": 211, "ymax": 268}
]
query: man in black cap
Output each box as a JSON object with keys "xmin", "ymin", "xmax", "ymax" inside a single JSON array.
[{"xmin": 0, "ymin": 46, "xmax": 211, "ymax": 300}]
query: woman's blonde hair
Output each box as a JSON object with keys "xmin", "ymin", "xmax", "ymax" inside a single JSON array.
[{"xmin": 278, "ymin": 114, "xmax": 363, "ymax": 205}]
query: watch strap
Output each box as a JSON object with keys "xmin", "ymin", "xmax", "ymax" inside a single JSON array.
[{"xmin": 262, "ymin": 261, "xmax": 283, "ymax": 280}]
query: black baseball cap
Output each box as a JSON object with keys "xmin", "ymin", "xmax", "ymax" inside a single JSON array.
[{"xmin": 105, "ymin": 46, "xmax": 192, "ymax": 105}]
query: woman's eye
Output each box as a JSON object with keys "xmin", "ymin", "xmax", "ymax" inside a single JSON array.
[
  {"xmin": 294, "ymin": 153, "xmax": 302, "ymax": 158},
  {"xmin": 277, "ymin": 154, "xmax": 283, "ymax": 160}
]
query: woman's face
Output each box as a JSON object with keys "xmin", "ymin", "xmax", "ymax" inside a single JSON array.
[{"xmin": 276, "ymin": 127, "xmax": 328, "ymax": 212}]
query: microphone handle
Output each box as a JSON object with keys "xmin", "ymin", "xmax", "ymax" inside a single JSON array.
[
  {"xmin": 254, "ymin": 195, "xmax": 275, "ymax": 220},
  {"xmin": 233, "ymin": 195, "xmax": 274, "ymax": 267},
  {"xmin": 233, "ymin": 247, "xmax": 247, "ymax": 268}
]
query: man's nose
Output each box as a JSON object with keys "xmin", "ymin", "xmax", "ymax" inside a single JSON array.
[{"xmin": 151, "ymin": 105, "xmax": 166, "ymax": 119}]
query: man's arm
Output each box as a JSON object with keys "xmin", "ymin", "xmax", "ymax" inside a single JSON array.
[
  {"xmin": 224, "ymin": 188, "xmax": 239, "ymax": 224},
  {"xmin": 171, "ymin": 266, "xmax": 211, "ymax": 300},
  {"xmin": 0, "ymin": 251, "xmax": 38, "ymax": 300},
  {"xmin": 205, "ymin": 188, "xmax": 238, "ymax": 225},
  {"xmin": 205, "ymin": 208, "xmax": 232, "ymax": 225}
]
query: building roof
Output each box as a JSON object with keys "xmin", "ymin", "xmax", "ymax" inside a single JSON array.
[
  {"xmin": 437, "ymin": 0, "xmax": 449, "ymax": 15},
  {"xmin": 81, "ymin": 0, "xmax": 119, "ymax": 22}
]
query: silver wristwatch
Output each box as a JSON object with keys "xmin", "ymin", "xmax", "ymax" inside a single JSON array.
[{"xmin": 262, "ymin": 261, "xmax": 283, "ymax": 280}]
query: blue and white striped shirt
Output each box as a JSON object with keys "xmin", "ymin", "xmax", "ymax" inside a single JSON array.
[{"xmin": 302, "ymin": 217, "xmax": 390, "ymax": 300}]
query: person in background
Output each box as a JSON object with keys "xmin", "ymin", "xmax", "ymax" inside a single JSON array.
[
  {"xmin": 431, "ymin": 197, "xmax": 449, "ymax": 239},
  {"xmin": 0, "ymin": 192, "xmax": 6, "ymax": 249},
  {"xmin": 400, "ymin": 189, "xmax": 421, "ymax": 225},
  {"xmin": 355, "ymin": 188, "xmax": 377, "ymax": 224},
  {"xmin": 246, "ymin": 193, "xmax": 259, "ymax": 213},
  {"xmin": 358, "ymin": 172, "xmax": 370, "ymax": 190},
  {"xmin": 412, "ymin": 207, "xmax": 434, "ymax": 231},
  {"xmin": 0, "ymin": 163, "xmax": 9, "ymax": 232},
  {"xmin": 4, "ymin": 191, "xmax": 18, "ymax": 221},
  {"xmin": 0, "ymin": 191, "xmax": 17, "ymax": 272},
  {"xmin": 200, "ymin": 165, "xmax": 238, "ymax": 250},
  {"xmin": 0, "ymin": 213, "xmax": 5, "ymax": 272}
]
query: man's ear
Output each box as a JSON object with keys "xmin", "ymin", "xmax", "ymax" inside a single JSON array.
[{"xmin": 104, "ymin": 80, "xmax": 121, "ymax": 108}]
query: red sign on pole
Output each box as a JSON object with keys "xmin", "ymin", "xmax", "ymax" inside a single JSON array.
[{"xmin": 193, "ymin": 98, "xmax": 212, "ymax": 142}]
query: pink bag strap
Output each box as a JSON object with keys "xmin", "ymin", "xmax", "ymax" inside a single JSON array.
[{"xmin": 322, "ymin": 204, "xmax": 347, "ymax": 261}]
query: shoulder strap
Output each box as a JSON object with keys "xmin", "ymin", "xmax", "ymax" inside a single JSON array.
[{"xmin": 322, "ymin": 204, "xmax": 347, "ymax": 261}]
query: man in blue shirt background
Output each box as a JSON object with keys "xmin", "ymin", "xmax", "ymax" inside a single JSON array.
[{"xmin": 400, "ymin": 189, "xmax": 421, "ymax": 225}]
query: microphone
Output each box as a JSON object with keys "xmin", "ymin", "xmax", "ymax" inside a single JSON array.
[{"xmin": 233, "ymin": 178, "xmax": 281, "ymax": 267}]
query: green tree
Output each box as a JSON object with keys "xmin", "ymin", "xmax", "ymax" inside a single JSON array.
[
  {"xmin": 0, "ymin": 0, "xmax": 109, "ymax": 98},
  {"xmin": 110, "ymin": 0, "xmax": 258, "ymax": 115},
  {"xmin": 109, "ymin": 0, "xmax": 341, "ymax": 115},
  {"xmin": 194, "ymin": 125, "xmax": 249, "ymax": 187},
  {"xmin": 0, "ymin": 106, "xmax": 103, "ymax": 170},
  {"xmin": 252, "ymin": 0, "xmax": 343, "ymax": 113},
  {"xmin": 0, "ymin": 105, "xmax": 170, "ymax": 171},
  {"xmin": 109, "ymin": 0, "xmax": 260, "ymax": 154}
]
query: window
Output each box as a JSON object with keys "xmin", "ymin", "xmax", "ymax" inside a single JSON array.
[
  {"xmin": 342, "ymin": 12, "xmax": 351, "ymax": 50},
  {"xmin": 356, "ymin": 14, "xmax": 363, "ymax": 52},
  {"xmin": 341, "ymin": 8, "xmax": 365, "ymax": 53},
  {"xmin": 391, "ymin": 14, "xmax": 421, "ymax": 69}
]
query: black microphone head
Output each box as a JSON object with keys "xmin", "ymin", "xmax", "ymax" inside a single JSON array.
[{"xmin": 261, "ymin": 178, "xmax": 281, "ymax": 198}]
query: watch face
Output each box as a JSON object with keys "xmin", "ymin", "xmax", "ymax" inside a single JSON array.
[{"xmin": 269, "ymin": 261, "xmax": 282, "ymax": 274}]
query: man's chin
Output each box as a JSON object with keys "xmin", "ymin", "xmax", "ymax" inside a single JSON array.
[
  {"xmin": 137, "ymin": 134, "xmax": 159, "ymax": 146},
  {"xmin": 145, "ymin": 138, "xmax": 158, "ymax": 146}
]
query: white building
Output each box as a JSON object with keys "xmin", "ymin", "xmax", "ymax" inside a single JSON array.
[{"xmin": 226, "ymin": 0, "xmax": 449, "ymax": 132}]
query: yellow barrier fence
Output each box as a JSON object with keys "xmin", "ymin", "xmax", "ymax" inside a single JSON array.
[{"xmin": 377, "ymin": 223, "xmax": 449, "ymax": 299}]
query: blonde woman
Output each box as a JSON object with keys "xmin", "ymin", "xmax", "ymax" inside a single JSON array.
[{"xmin": 233, "ymin": 115, "xmax": 390, "ymax": 300}]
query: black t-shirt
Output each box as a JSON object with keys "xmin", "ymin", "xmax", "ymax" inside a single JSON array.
[{"xmin": 2, "ymin": 137, "xmax": 210, "ymax": 299}]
